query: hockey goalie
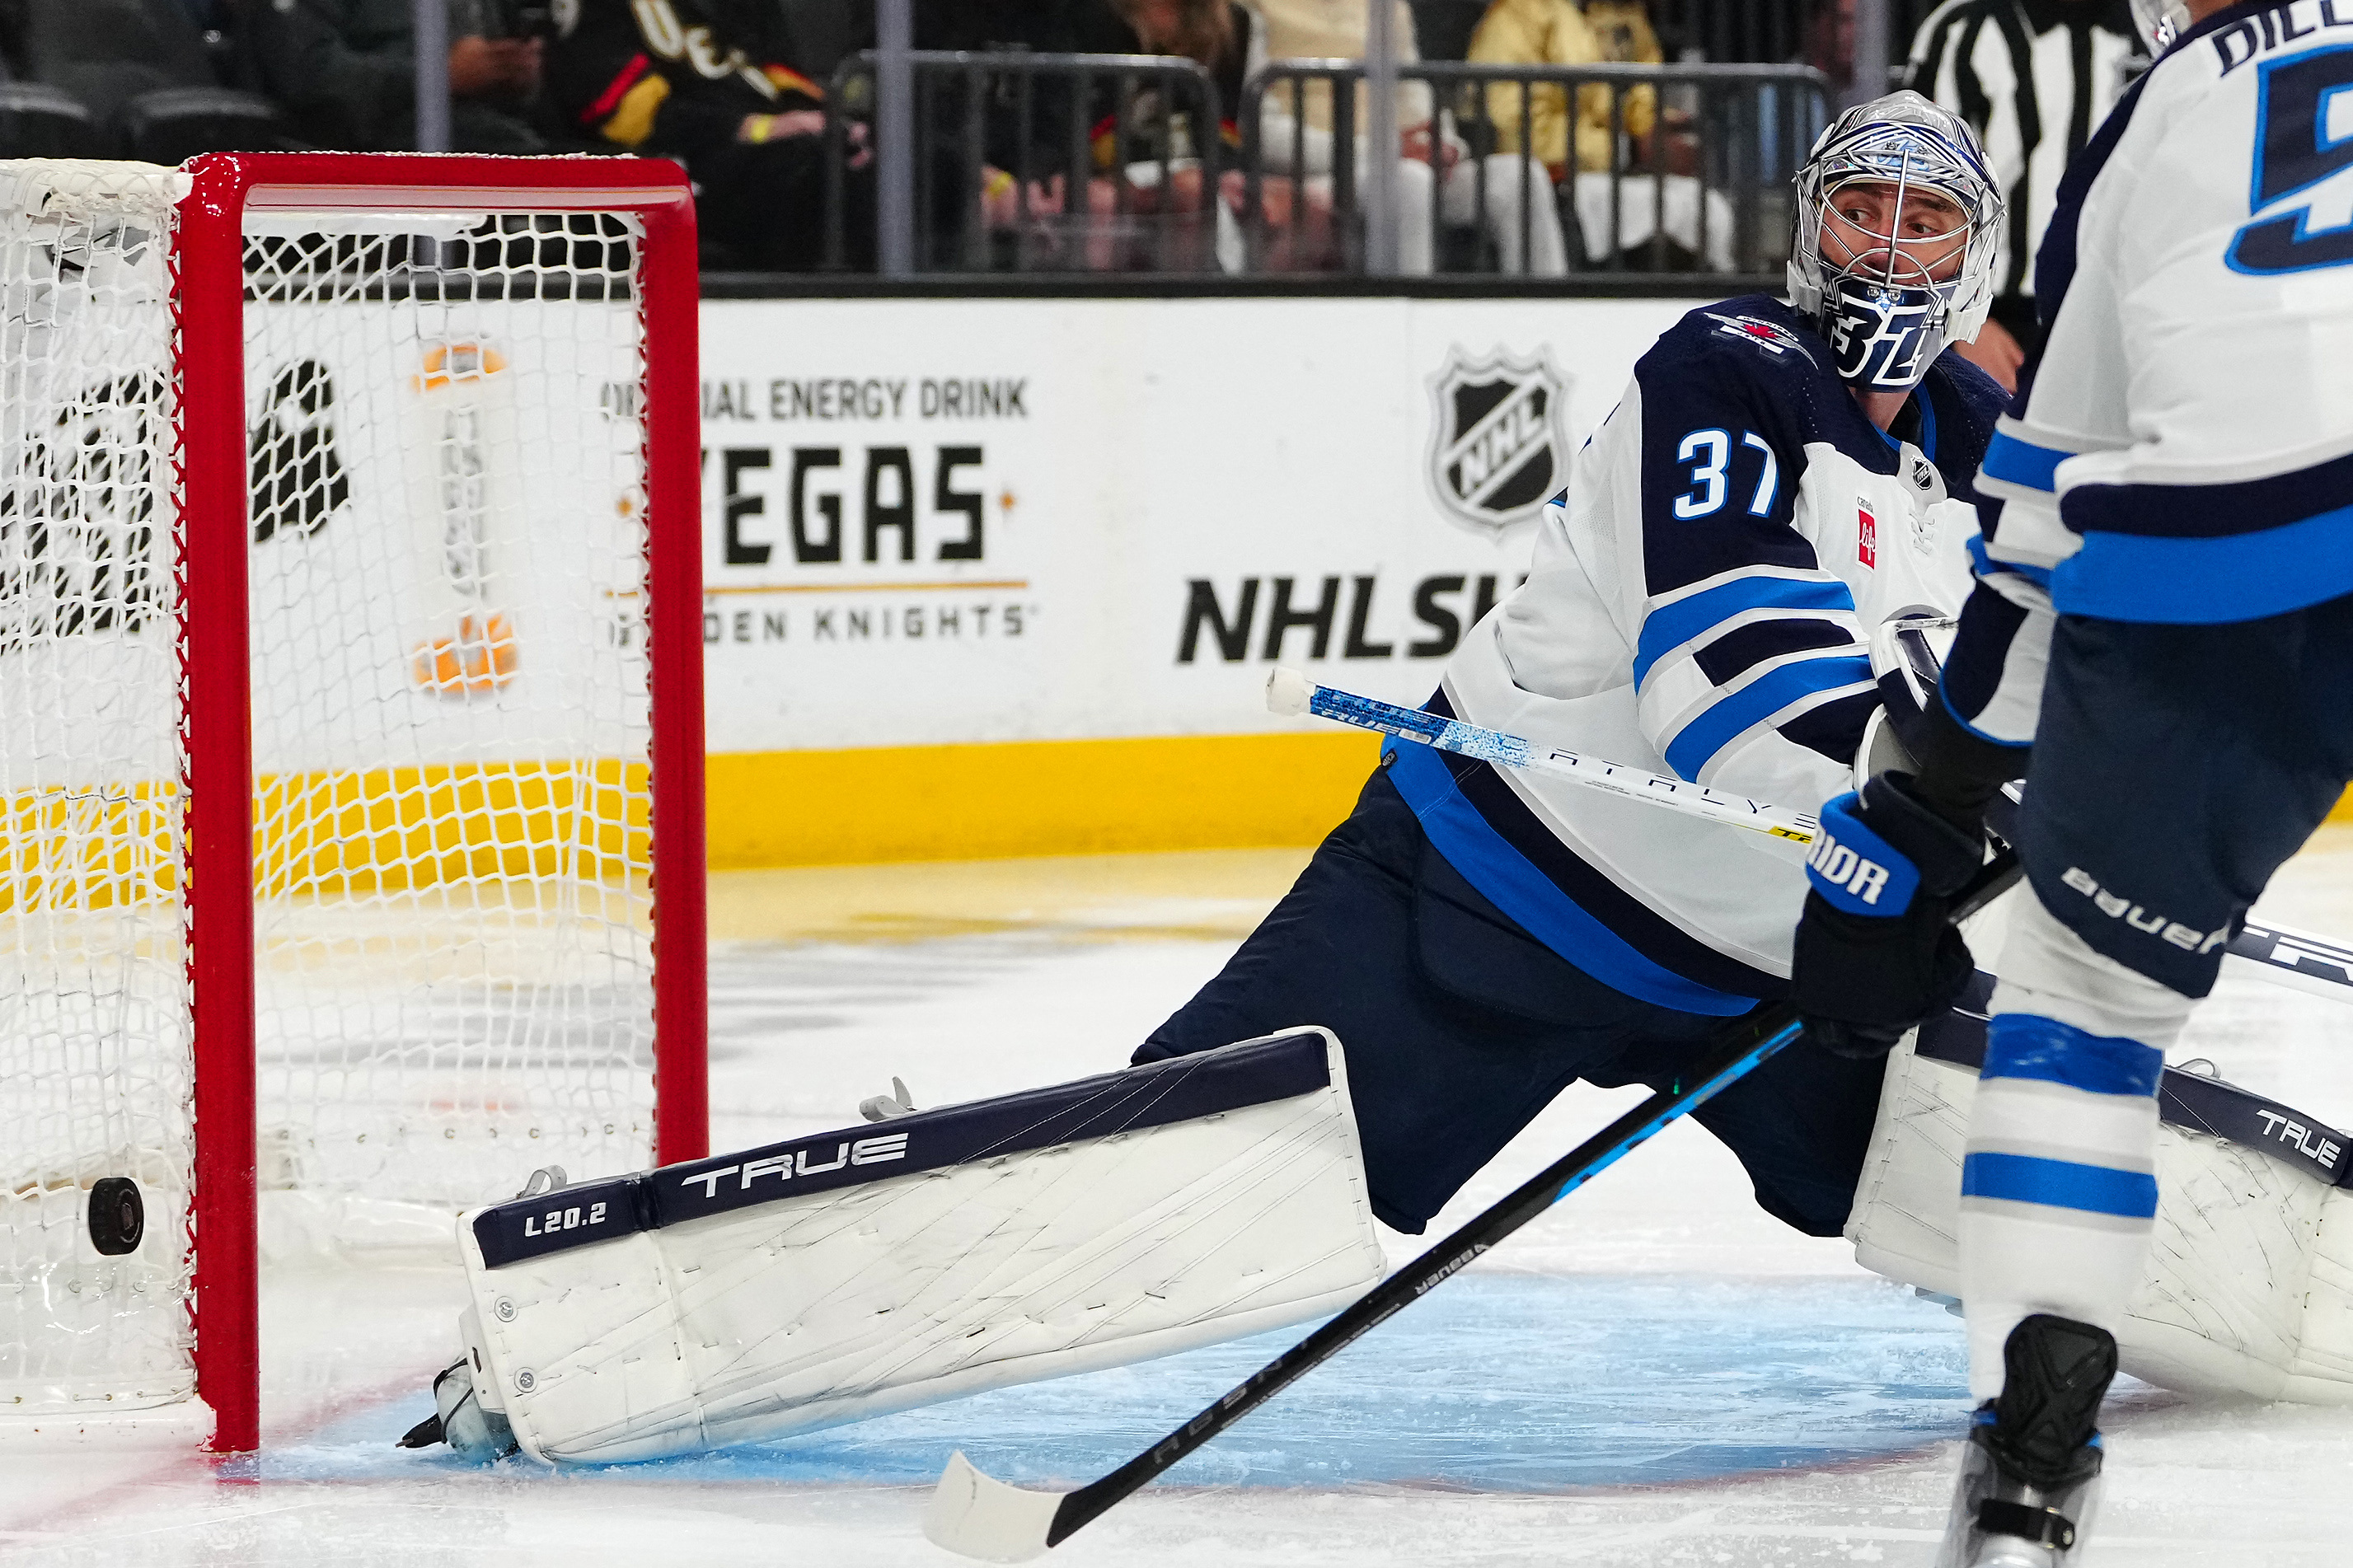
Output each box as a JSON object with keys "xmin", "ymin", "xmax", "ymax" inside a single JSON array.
[{"xmin": 404, "ymin": 89, "xmax": 2353, "ymax": 1468}]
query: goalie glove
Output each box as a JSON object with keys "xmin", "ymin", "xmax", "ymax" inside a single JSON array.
[{"xmin": 1792, "ymin": 774, "xmax": 1982, "ymax": 1060}]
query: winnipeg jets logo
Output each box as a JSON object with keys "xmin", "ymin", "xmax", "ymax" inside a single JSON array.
[
  {"xmin": 1827, "ymin": 289, "xmax": 1935, "ymax": 391},
  {"xmin": 1702, "ymin": 312, "xmax": 1818, "ymax": 366},
  {"xmin": 1424, "ymin": 346, "xmax": 1572, "ymax": 535}
]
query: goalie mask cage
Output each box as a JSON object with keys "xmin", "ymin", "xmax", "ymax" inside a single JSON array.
[{"xmin": 0, "ymin": 154, "xmax": 708, "ymax": 1453}]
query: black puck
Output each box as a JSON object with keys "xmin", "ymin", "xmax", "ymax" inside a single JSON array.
[{"xmin": 88, "ymin": 1177, "xmax": 144, "ymax": 1256}]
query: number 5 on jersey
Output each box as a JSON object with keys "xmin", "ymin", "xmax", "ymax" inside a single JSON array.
[
  {"xmin": 1673, "ymin": 428, "xmax": 1779, "ymax": 520},
  {"xmin": 2231, "ymin": 44, "xmax": 2353, "ymax": 275}
]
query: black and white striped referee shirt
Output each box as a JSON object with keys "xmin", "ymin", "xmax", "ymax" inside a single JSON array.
[{"xmin": 1905, "ymin": 0, "xmax": 2140, "ymax": 331}]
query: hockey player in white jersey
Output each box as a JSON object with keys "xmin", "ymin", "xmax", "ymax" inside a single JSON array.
[
  {"xmin": 401, "ymin": 93, "xmax": 2023, "ymax": 1468},
  {"xmin": 1790, "ymin": 2, "xmax": 2353, "ymax": 1562},
  {"xmin": 1137, "ymin": 90, "xmax": 2013, "ymax": 1244}
]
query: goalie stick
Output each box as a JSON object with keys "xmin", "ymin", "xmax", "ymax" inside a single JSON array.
[
  {"xmin": 1263, "ymin": 666, "xmax": 1821, "ymax": 846},
  {"xmin": 921, "ymin": 850, "xmax": 2023, "ymax": 1562},
  {"xmin": 1268, "ymin": 668, "xmax": 2353, "ymax": 1009}
]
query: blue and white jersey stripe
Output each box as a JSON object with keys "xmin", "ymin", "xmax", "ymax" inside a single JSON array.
[
  {"xmin": 1635, "ymin": 565, "xmax": 1873, "ymax": 784},
  {"xmin": 2055, "ymin": 445, "xmax": 2353, "ymax": 623},
  {"xmin": 1659, "ymin": 653, "xmax": 1877, "ymax": 784},
  {"xmin": 1977, "ymin": 424, "xmax": 2070, "ymax": 499},
  {"xmin": 1409, "ymin": 293, "xmax": 2005, "ymax": 1002},
  {"xmin": 1631, "ymin": 565, "xmax": 1863, "ymax": 689}
]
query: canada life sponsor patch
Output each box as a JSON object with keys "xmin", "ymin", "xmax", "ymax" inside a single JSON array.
[{"xmin": 1858, "ymin": 498, "xmax": 1878, "ymax": 569}]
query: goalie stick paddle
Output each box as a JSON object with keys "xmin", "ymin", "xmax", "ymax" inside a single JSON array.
[
  {"xmin": 1268, "ymin": 668, "xmax": 2353, "ymax": 1011},
  {"xmin": 921, "ymin": 850, "xmax": 2023, "ymax": 1563}
]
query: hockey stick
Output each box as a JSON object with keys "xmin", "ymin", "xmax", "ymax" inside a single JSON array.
[
  {"xmin": 1270, "ymin": 668, "xmax": 2353, "ymax": 1010},
  {"xmin": 1263, "ymin": 666, "xmax": 1822, "ymax": 847},
  {"xmin": 2229, "ymin": 920, "xmax": 2353, "ymax": 1006},
  {"xmin": 921, "ymin": 850, "xmax": 2023, "ymax": 1562}
]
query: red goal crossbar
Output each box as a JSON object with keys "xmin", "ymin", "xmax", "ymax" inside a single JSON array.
[{"xmin": 172, "ymin": 154, "xmax": 707, "ymax": 1453}]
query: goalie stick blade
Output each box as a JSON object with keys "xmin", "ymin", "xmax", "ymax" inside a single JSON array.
[{"xmin": 924, "ymin": 1450, "xmax": 1065, "ymax": 1563}]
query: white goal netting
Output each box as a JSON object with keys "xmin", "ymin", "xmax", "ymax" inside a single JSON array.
[{"xmin": 0, "ymin": 161, "xmax": 668, "ymax": 1413}]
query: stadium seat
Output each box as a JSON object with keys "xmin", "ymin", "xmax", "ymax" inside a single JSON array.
[
  {"xmin": 0, "ymin": 82, "xmax": 105, "ymax": 158},
  {"xmin": 21, "ymin": 0, "xmax": 288, "ymax": 153},
  {"xmin": 118, "ymin": 85, "xmax": 293, "ymax": 162}
]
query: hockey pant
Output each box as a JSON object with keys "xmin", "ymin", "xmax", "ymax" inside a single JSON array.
[
  {"xmin": 1961, "ymin": 600, "xmax": 2353, "ymax": 1398},
  {"xmin": 1137, "ymin": 766, "xmax": 1886, "ymax": 1238}
]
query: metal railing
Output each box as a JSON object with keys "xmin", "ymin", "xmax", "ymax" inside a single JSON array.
[
  {"xmin": 1238, "ymin": 61, "xmax": 1831, "ymax": 279},
  {"xmin": 817, "ymin": 53, "xmax": 1830, "ymax": 283},
  {"xmin": 823, "ymin": 50, "xmax": 1222, "ymax": 274}
]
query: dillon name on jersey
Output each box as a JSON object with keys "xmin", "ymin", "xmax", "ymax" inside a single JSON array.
[{"xmin": 1391, "ymin": 294, "xmax": 2007, "ymax": 1013}]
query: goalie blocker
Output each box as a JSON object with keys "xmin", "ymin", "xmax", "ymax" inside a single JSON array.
[{"xmin": 437, "ymin": 1029, "xmax": 1384, "ymax": 1464}]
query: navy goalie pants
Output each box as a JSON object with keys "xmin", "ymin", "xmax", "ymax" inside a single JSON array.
[
  {"xmin": 1132, "ymin": 766, "xmax": 1889, "ymax": 1237},
  {"xmin": 2018, "ymin": 594, "xmax": 2353, "ymax": 998}
]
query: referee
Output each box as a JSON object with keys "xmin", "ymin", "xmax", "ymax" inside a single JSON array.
[{"xmin": 1904, "ymin": 0, "xmax": 2140, "ymax": 388}]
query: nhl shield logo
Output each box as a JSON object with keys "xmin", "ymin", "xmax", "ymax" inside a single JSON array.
[{"xmin": 1425, "ymin": 347, "xmax": 1572, "ymax": 534}]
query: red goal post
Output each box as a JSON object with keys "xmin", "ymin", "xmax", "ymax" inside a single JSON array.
[{"xmin": 0, "ymin": 153, "xmax": 707, "ymax": 1453}]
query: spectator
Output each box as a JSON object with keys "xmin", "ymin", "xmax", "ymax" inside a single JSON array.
[
  {"xmin": 1099, "ymin": 0, "xmax": 1249, "ymax": 268},
  {"xmin": 843, "ymin": 0, "xmax": 1139, "ymax": 265},
  {"xmin": 1109, "ymin": 0, "xmax": 1246, "ymax": 111},
  {"xmin": 1468, "ymin": 0, "xmax": 1737, "ymax": 271},
  {"xmin": 544, "ymin": 0, "xmax": 860, "ymax": 270},
  {"xmin": 1580, "ymin": 0, "xmax": 1661, "ymax": 67},
  {"xmin": 1254, "ymin": 0, "xmax": 1569, "ymax": 274},
  {"xmin": 247, "ymin": 0, "xmax": 545, "ymax": 150},
  {"xmin": 1905, "ymin": 0, "xmax": 2138, "ymax": 387},
  {"xmin": 1465, "ymin": 0, "xmax": 1652, "ymax": 178},
  {"xmin": 907, "ymin": 0, "xmax": 1134, "ymax": 186},
  {"xmin": 1803, "ymin": 0, "xmax": 1854, "ymax": 89}
]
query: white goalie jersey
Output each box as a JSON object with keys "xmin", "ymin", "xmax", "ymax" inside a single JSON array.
[{"xmin": 1407, "ymin": 295, "xmax": 2008, "ymax": 1017}]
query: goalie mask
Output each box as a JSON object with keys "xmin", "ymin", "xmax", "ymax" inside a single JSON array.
[
  {"xmin": 1788, "ymin": 91, "xmax": 2003, "ymax": 395},
  {"xmin": 2129, "ymin": 0, "xmax": 2192, "ymax": 50}
]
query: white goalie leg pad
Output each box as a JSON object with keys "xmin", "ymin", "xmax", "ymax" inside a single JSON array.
[
  {"xmin": 1849, "ymin": 1025, "xmax": 2353, "ymax": 1403},
  {"xmin": 453, "ymin": 1028, "xmax": 1385, "ymax": 1463}
]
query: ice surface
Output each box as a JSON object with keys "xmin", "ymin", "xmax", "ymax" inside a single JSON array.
[{"xmin": 7, "ymin": 836, "xmax": 2353, "ymax": 1565}]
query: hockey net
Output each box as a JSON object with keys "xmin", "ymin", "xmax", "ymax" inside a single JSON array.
[{"xmin": 0, "ymin": 156, "xmax": 705, "ymax": 1443}]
